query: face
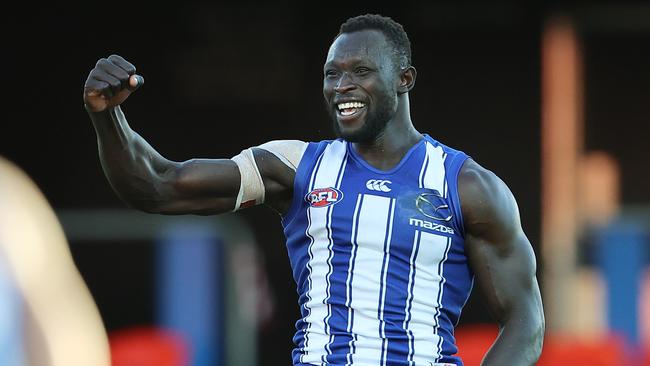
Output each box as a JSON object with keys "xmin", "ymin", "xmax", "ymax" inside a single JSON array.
[{"xmin": 323, "ymin": 30, "xmax": 401, "ymax": 143}]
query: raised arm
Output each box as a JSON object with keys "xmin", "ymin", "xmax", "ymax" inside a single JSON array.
[
  {"xmin": 459, "ymin": 159, "xmax": 545, "ymax": 365},
  {"xmin": 83, "ymin": 55, "xmax": 294, "ymax": 215}
]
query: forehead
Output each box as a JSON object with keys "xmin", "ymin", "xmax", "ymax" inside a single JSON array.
[{"xmin": 325, "ymin": 29, "xmax": 392, "ymax": 65}]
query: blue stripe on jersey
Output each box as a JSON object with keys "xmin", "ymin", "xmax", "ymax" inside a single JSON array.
[
  {"xmin": 299, "ymin": 146, "xmax": 328, "ymax": 363},
  {"xmin": 341, "ymin": 194, "xmax": 364, "ymax": 365},
  {"xmin": 284, "ymin": 135, "xmax": 472, "ymax": 366},
  {"xmin": 377, "ymin": 198, "xmax": 396, "ymax": 366},
  {"xmin": 435, "ymin": 147, "xmax": 475, "ymax": 364},
  {"xmin": 301, "ymin": 140, "xmax": 348, "ymax": 364},
  {"xmin": 301, "ymin": 144, "xmax": 330, "ymax": 361},
  {"xmin": 434, "ymin": 237, "xmax": 452, "ymax": 363},
  {"xmin": 322, "ymin": 150, "xmax": 349, "ymax": 362},
  {"xmin": 403, "ymin": 230, "xmax": 421, "ymax": 364}
]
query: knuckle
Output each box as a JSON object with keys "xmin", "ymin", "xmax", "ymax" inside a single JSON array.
[
  {"xmin": 118, "ymin": 68, "xmax": 130, "ymax": 79},
  {"xmin": 89, "ymin": 67, "xmax": 106, "ymax": 78},
  {"xmin": 108, "ymin": 54, "xmax": 122, "ymax": 63}
]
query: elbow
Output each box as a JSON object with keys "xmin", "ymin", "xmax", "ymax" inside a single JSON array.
[
  {"xmin": 108, "ymin": 177, "xmax": 171, "ymax": 214},
  {"xmin": 132, "ymin": 200, "xmax": 166, "ymax": 214},
  {"xmin": 111, "ymin": 166, "xmax": 180, "ymax": 214},
  {"xmin": 113, "ymin": 190, "xmax": 165, "ymax": 214}
]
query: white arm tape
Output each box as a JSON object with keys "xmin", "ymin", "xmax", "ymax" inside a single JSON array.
[
  {"xmin": 231, "ymin": 148, "xmax": 265, "ymax": 211},
  {"xmin": 256, "ymin": 140, "xmax": 307, "ymax": 172},
  {"xmin": 230, "ymin": 140, "xmax": 307, "ymax": 211}
]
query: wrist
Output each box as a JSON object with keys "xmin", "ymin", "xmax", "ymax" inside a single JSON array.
[{"xmin": 84, "ymin": 104, "xmax": 118, "ymax": 115}]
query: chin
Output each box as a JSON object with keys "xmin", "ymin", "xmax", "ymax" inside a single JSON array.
[
  {"xmin": 336, "ymin": 125, "xmax": 383, "ymax": 143},
  {"xmin": 329, "ymin": 107, "xmax": 389, "ymax": 143},
  {"xmin": 338, "ymin": 132, "xmax": 364, "ymax": 143}
]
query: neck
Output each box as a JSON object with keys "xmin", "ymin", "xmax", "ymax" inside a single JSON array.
[{"xmin": 352, "ymin": 96, "xmax": 422, "ymax": 171}]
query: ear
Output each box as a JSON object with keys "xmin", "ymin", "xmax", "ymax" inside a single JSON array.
[{"xmin": 397, "ymin": 66, "xmax": 416, "ymax": 94}]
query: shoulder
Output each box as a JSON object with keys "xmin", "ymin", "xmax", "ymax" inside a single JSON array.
[
  {"xmin": 458, "ymin": 159, "xmax": 511, "ymax": 206},
  {"xmin": 458, "ymin": 158, "xmax": 521, "ymax": 239},
  {"xmin": 257, "ymin": 139, "xmax": 308, "ymax": 152},
  {"xmin": 422, "ymin": 135, "xmax": 467, "ymax": 156},
  {"xmin": 253, "ymin": 139, "xmax": 308, "ymax": 171}
]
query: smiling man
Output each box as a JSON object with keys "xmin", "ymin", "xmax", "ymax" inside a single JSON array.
[{"xmin": 84, "ymin": 14, "xmax": 544, "ymax": 366}]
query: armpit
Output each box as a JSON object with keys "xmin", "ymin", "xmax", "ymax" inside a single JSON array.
[{"xmin": 230, "ymin": 140, "xmax": 307, "ymax": 211}]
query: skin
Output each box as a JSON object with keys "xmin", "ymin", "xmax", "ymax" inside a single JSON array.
[
  {"xmin": 322, "ymin": 30, "xmax": 420, "ymax": 171},
  {"xmin": 84, "ymin": 29, "xmax": 544, "ymax": 365}
]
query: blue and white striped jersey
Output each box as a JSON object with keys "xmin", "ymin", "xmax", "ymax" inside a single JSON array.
[{"xmin": 282, "ymin": 134, "xmax": 473, "ymax": 366}]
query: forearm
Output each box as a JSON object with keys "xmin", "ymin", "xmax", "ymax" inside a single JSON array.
[
  {"xmin": 481, "ymin": 306, "xmax": 545, "ymax": 366},
  {"xmin": 87, "ymin": 105, "xmax": 175, "ymax": 210}
]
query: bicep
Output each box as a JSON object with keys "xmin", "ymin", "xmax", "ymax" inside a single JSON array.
[
  {"xmin": 460, "ymin": 160, "xmax": 542, "ymax": 324},
  {"xmin": 152, "ymin": 140, "xmax": 303, "ymax": 215},
  {"xmin": 152, "ymin": 158, "xmax": 241, "ymax": 215}
]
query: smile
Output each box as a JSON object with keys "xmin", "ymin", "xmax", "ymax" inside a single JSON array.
[{"xmin": 337, "ymin": 101, "xmax": 366, "ymax": 116}]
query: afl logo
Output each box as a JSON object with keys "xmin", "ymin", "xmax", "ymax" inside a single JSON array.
[{"xmin": 305, "ymin": 187, "xmax": 343, "ymax": 208}]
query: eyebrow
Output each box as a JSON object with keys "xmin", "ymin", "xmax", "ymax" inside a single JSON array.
[{"xmin": 324, "ymin": 57, "xmax": 376, "ymax": 69}]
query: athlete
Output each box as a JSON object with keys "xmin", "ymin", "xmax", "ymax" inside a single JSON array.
[{"xmin": 83, "ymin": 14, "xmax": 544, "ymax": 366}]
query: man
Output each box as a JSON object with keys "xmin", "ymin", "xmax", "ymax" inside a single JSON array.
[{"xmin": 84, "ymin": 14, "xmax": 544, "ymax": 366}]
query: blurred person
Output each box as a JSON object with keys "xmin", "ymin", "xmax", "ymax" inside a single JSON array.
[
  {"xmin": 0, "ymin": 156, "xmax": 111, "ymax": 366},
  {"xmin": 83, "ymin": 14, "xmax": 544, "ymax": 366}
]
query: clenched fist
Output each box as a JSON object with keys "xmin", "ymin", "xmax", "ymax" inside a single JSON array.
[{"xmin": 83, "ymin": 55, "xmax": 144, "ymax": 112}]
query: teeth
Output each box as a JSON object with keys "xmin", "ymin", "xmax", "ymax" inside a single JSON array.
[{"xmin": 337, "ymin": 101, "xmax": 365, "ymax": 110}]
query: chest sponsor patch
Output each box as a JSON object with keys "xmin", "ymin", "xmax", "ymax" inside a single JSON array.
[{"xmin": 305, "ymin": 187, "xmax": 343, "ymax": 208}]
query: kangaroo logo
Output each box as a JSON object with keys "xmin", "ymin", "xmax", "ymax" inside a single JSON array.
[{"xmin": 415, "ymin": 191, "xmax": 453, "ymax": 222}]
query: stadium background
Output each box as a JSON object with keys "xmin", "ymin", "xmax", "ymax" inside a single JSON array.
[{"xmin": 1, "ymin": 1, "xmax": 649, "ymax": 365}]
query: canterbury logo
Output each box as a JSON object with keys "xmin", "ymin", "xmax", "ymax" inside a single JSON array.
[{"xmin": 366, "ymin": 179, "xmax": 392, "ymax": 192}]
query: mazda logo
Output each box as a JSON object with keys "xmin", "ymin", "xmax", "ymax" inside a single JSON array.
[{"xmin": 415, "ymin": 192, "xmax": 452, "ymax": 222}]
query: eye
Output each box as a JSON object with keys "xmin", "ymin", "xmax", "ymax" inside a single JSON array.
[
  {"xmin": 355, "ymin": 67, "xmax": 370, "ymax": 75},
  {"xmin": 324, "ymin": 69, "xmax": 339, "ymax": 78}
]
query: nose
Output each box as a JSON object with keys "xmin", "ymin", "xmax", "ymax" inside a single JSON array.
[{"xmin": 334, "ymin": 72, "xmax": 356, "ymax": 94}]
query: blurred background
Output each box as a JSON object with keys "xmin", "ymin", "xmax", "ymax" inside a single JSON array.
[{"xmin": 1, "ymin": 1, "xmax": 649, "ymax": 365}]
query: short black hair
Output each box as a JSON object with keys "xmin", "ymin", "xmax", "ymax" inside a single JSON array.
[{"xmin": 338, "ymin": 14, "xmax": 412, "ymax": 69}]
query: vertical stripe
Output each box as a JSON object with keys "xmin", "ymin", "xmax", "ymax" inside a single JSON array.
[
  {"xmin": 441, "ymin": 153, "xmax": 449, "ymax": 198},
  {"xmin": 345, "ymin": 194, "xmax": 364, "ymax": 366},
  {"xmin": 433, "ymin": 236, "xmax": 452, "ymax": 362},
  {"xmin": 301, "ymin": 141, "xmax": 347, "ymax": 364},
  {"xmin": 348, "ymin": 194, "xmax": 393, "ymax": 364},
  {"xmin": 378, "ymin": 199, "xmax": 396, "ymax": 366},
  {"xmin": 409, "ymin": 231, "xmax": 449, "ymax": 364},
  {"xmin": 299, "ymin": 151, "xmax": 326, "ymax": 363},
  {"xmin": 403, "ymin": 231, "xmax": 420, "ymax": 365},
  {"xmin": 322, "ymin": 154, "xmax": 349, "ymax": 362},
  {"xmin": 420, "ymin": 141, "xmax": 451, "ymax": 363},
  {"xmin": 418, "ymin": 150, "xmax": 429, "ymax": 189},
  {"xmin": 422, "ymin": 142, "xmax": 446, "ymax": 194}
]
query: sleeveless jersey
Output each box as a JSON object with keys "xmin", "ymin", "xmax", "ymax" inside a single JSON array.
[{"xmin": 282, "ymin": 134, "xmax": 473, "ymax": 366}]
